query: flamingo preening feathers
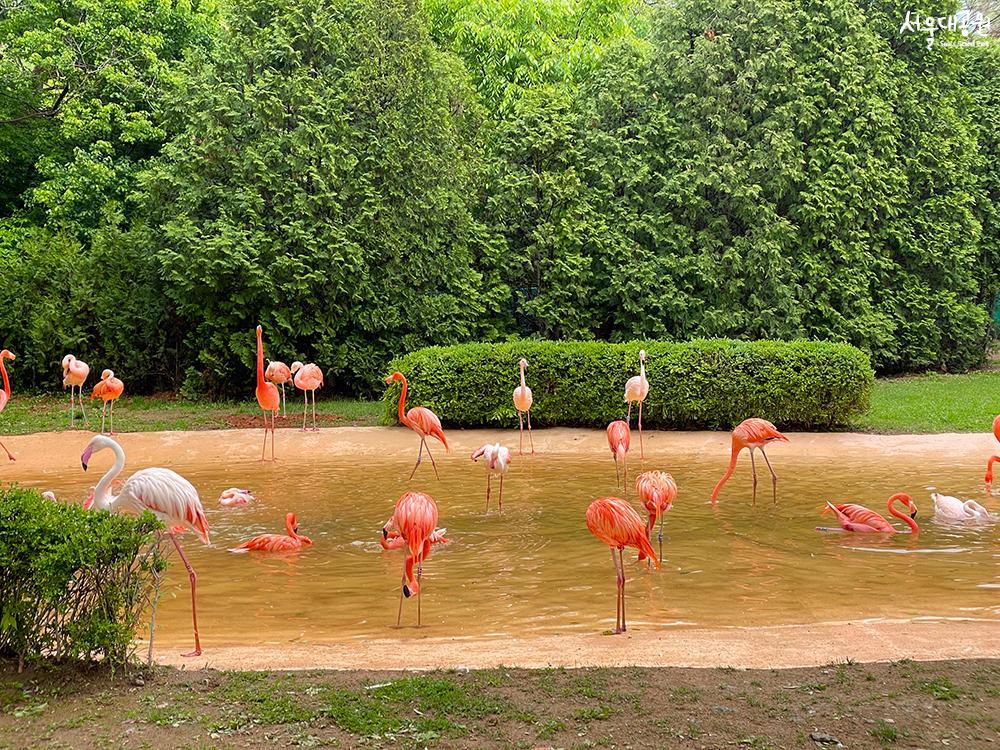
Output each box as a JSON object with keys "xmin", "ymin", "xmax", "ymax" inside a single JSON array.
[
  {"xmin": 264, "ymin": 360, "xmax": 292, "ymax": 417},
  {"xmin": 61, "ymin": 354, "xmax": 90, "ymax": 427},
  {"xmin": 471, "ymin": 443, "xmax": 511, "ymax": 515},
  {"xmin": 635, "ymin": 470, "xmax": 677, "ymax": 563},
  {"xmin": 931, "ymin": 493, "xmax": 991, "ymax": 522},
  {"xmin": 820, "ymin": 493, "xmax": 919, "ymax": 534},
  {"xmin": 229, "ymin": 512, "xmax": 313, "ymax": 552},
  {"xmin": 91, "ymin": 369, "xmax": 124, "ymax": 435},
  {"xmin": 513, "ymin": 358, "xmax": 534, "ymax": 455},
  {"xmin": 0, "ymin": 350, "xmax": 15, "ymax": 461},
  {"xmin": 710, "ymin": 417, "xmax": 788, "ymax": 505},
  {"xmin": 385, "ymin": 371, "xmax": 448, "ymax": 479},
  {"xmin": 292, "ymin": 360, "xmax": 324, "ymax": 431},
  {"xmin": 218, "ymin": 487, "xmax": 255, "ymax": 506}
]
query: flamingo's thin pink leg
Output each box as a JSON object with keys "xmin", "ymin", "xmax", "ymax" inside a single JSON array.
[
  {"xmin": 760, "ymin": 448, "xmax": 778, "ymax": 503},
  {"xmin": 396, "ymin": 553, "xmax": 406, "ymax": 627},
  {"xmin": 638, "ymin": 401, "xmax": 644, "ymax": 459},
  {"xmin": 485, "ymin": 474, "xmax": 491, "ymax": 514},
  {"xmin": 749, "ymin": 449, "xmax": 758, "ymax": 507},
  {"xmin": 409, "ymin": 439, "xmax": 425, "ymax": 480},
  {"xmin": 68, "ymin": 388, "xmax": 74, "ymax": 427},
  {"xmin": 78, "ymin": 387, "xmax": 88, "ymax": 426},
  {"xmin": 170, "ymin": 533, "xmax": 202, "ymax": 657},
  {"xmin": 311, "ymin": 390, "xmax": 318, "ymax": 431},
  {"xmin": 518, "ymin": 411, "xmax": 524, "ymax": 455},
  {"xmin": 623, "ymin": 458, "xmax": 628, "ymax": 501},
  {"xmin": 100, "ymin": 403, "xmax": 107, "ymax": 434},
  {"xmin": 270, "ymin": 411, "xmax": 277, "ymax": 461},
  {"xmin": 610, "ymin": 547, "xmax": 621, "ymax": 633},
  {"xmin": 0, "ymin": 439, "xmax": 14, "ymax": 461},
  {"xmin": 627, "ymin": 401, "xmax": 632, "ymax": 424},
  {"xmin": 416, "ymin": 562, "xmax": 423, "ymax": 627},
  {"xmin": 301, "ymin": 390, "xmax": 308, "ymax": 431},
  {"xmin": 658, "ymin": 511, "xmax": 665, "ymax": 563},
  {"xmin": 260, "ymin": 412, "xmax": 269, "ymax": 461},
  {"xmin": 280, "ymin": 382, "xmax": 286, "ymax": 417},
  {"xmin": 109, "ymin": 400, "xmax": 116, "ymax": 435},
  {"xmin": 423, "ymin": 440, "xmax": 440, "ymax": 480},
  {"xmin": 614, "ymin": 455, "xmax": 621, "ymax": 487},
  {"xmin": 619, "ymin": 548, "xmax": 627, "ymax": 632},
  {"xmin": 499, "ymin": 474, "xmax": 504, "ymax": 516},
  {"xmin": 526, "ymin": 409, "xmax": 534, "ymax": 454}
]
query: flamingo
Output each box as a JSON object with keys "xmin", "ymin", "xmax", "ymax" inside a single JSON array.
[
  {"xmin": 624, "ymin": 349, "xmax": 649, "ymax": 458},
  {"xmin": 607, "ymin": 420, "xmax": 630, "ymax": 496},
  {"xmin": 383, "ymin": 491, "xmax": 439, "ymax": 626},
  {"xmin": 80, "ymin": 435, "xmax": 210, "ymax": 657},
  {"xmin": 931, "ymin": 493, "xmax": 992, "ymax": 522},
  {"xmin": 635, "ymin": 470, "xmax": 677, "ymax": 563},
  {"xmin": 91, "ymin": 369, "xmax": 124, "ymax": 435},
  {"xmin": 710, "ymin": 418, "xmax": 789, "ymax": 505},
  {"xmin": 381, "ymin": 525, "xmax": 449, "ymax": 551},
  {"xmin": 471, "ymin": 443, "xmax": 512, "ymax": 515},
  {"xmin": 61, "ymin": 354, "xmax": 90, "ymax": 427},
  {"xmin": 385, "ymin": 372, "xmax": 448, "ymax": 479},
  {"xmin": 291, "ymin": 361, "xmax": 323, "ymax": 431},
  {"xmin": 985, "ymin": 415, "xmax": 1000, "ymax": 489},
  {"xmin": 0, "ymin": 349, "xmax": 15, "ymax": 461},
  {"xmin": 585, "ymin": 496, "xmax": 659, "ymax": 634},
  {"xmin": 218, "ymin": 487, "xmax": 255, "ymax": 506},
  {"xmin": 819, "ymin": 493, "xmax": 919, "ymax": 534},
  {"xmin": 229, "ymin": 512, "xmax": 313, "ymax": 552},
  {"xmin": 264, "ymin": 360, "xmax": 292, "ymax": 417},
  {"xmin": 513, "ymin": 358, "xmax": 534, "ymax": 455},
  {"xmin": 255, "ymin": 326, "xmax": 280, "ymax": 461}
]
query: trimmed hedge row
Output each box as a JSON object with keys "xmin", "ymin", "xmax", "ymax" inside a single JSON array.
[{"xmin": 382, "ymin": 340, "xmax": 874, "ymax": 430}]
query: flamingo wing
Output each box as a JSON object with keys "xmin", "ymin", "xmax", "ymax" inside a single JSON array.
[
  {"xmin": 737, "ymin": 418, "xmax": 788, "ymax": 446},
  {"xmin": 118, "ymin": 468, "xmax": 210, "ymax": 544},
  {"xmin": 586, "ymin": 497, "xmax": 659, "ymax": 567},
  {"xmin": 407, "ymin": 407, "xmax": 448, "ymax": 449}
]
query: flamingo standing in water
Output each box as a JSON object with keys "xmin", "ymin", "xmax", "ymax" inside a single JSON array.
[
  {"xmin": 607, "ymin": 420, "xmax": 631, "ymax": 496},
  {"xmin": 586, "ymin": 496, "xmax": 659, "ymax": 634},
  {"xmin": 819, "ymin": 493, "xmax": 919, "ymax": 534},
  {"xmin": 472, "ymin": 443, "xmax": 511, "ymax": 515},
  {"xmin": 931, "ymin": 493, "xmax": 991, "ymax": 522},
  {"xmin": 80, "ymin": 435, "xmax": 210, "ymax": 656},
  {"xmin": 255, "ymin": 326, "xmax": 280, "ymax": 461},
  {"xmin": 985, "ymin": 415, "xmax": 1000, "ymax": 489},
  {"xmin": 383, "ymin": 491, "xmax": 439, "ymax": 626},
  {"xmin": 635, "ymin": 470, "xmax": 677, "ymax": 564},
  {"xmin": 91, "ymin": 369, "xmax": 124, "ymax": 435},
  {"xmin": 265, "ymin": 360, "xmax": 292, "ymax": 417},
  {"xmin": 229, "ymin": 512, "xmax": 313, "ymax": 552},
  {"xmin": 624, "ymin": 349, "xmax": 649, "ymax": 458},
  {"xmin": 292, "ymin": 361, "xmax": 323, "ymax": 431},
  {"xmin": 62, "ymin": 354, "xmax": 90, "ymax": 427},
  {"xmin": 513, "ymin": 358, "xmax": 534, "ymax": 454},
  {"xmin": 385, "ymin": 372, "xmax": 448, "ymax": 479},
  {"xmin": 0, "ymin": 350, "xmax": 15, "ymax": 462},
  {"xmin": 710, "ymin": 418, "xmax": 788, "ymax": 505}
]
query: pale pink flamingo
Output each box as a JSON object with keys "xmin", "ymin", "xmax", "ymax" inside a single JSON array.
[
  {"xmin": 607, "ymin": 420, "xmax": 630, "ymax": 496},
  {"xmin": 229, "ymin": 512, "xmax": 313, "ymax": 552},
  {"xmin": 61, "ymin": 354, "xmax": 90, "ymax": 427},
  {"xmin": 291, "ymin": 361, "xmax": 323, "ymax": 431},
  {"xmin": 985, "ymin": 415, "xmax": 1000, "ymax": 489},
  {"xmin": 635, "ymin": 470, "xmax": 677, "ymax": 563},
  {"xmin": 218, "ymin": 487, "xmax": 255, "ymax": 506},
  {"xmin": 624, "ymin": 349, "xmax": 649, "ymax": 458},
  {"xmin": 264, "ymin": 360, "xmax": 292, "ymax": 417},
  {"xmin": 930, "ymin": 493, "xmax": 991, "ymax": 522},
  {"xmin": 385, "ymin": 372, "xmax": 449, "ymax": 479},
  {"xmin": 472, "ymin": 443, "xmax": 511, "ymax": 515},
  {"xmin": 0, "ymin": 349, "xmax": 15, "ymax": 461},
  {"xmin": 819, "ymin": 493, "xmax": 918, "ymax": 534},
  {"xmin": 586, "ymin": 496, "xmax": 659, "ymax": 634},
  {"xmin": 513, "ymin": 358, "xmax": 534, "ymax": 454},
  {"xmin": 710, "ymin": 417, "xmax": 789, "ymax": 505},
  {"xmin": 81, "ymin": 435, "xmax": 210, "ymax": 656},
  {"xmin": 255, "ymin": 326, "xmax": 280, "ymax": 461},
  {"xmin": 90, "ymin": 369, "xmax": 124, "ymax": 435},
  {"xmin": 383, "ymin": 491, "xmax": 439, "ymax": 626}
]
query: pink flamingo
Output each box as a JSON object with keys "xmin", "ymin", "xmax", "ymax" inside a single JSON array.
[
  {"xmin": 383, "ymin": 491, "xmax": 439, "ymax": 626},
  {"xmin": 91, "ymin": 369, "xmax": 124, "ymax": 435},
  {"xmin": 513, "ymin": 358, "xmax": 534, "ymax": 454},
  {"xmin": 0, "ymin": 349, "xmax": 15, "ymax": 462},
  {"xmin": 81, "ymin": 435, "xmax": 210, "ymax": 657},
  {"xmin": 381, "ymin": 525, "xmax": 449, "ymax": 551},
  {"xmin": 635, "ymin": 470, "xmax": 677, "ymax": 563},
  {"xmin": 471, "ymin": 443, "xmax": 511, "ymax": 515},
  {"xmin": 607, "ymin": 420, "xmax": 631, "ymax": 496},
  {"xmin": 61, "ymin": 354, "xmax": 90, "ymax": 427},
  {"xmin": 218, "ymin": 487, "xmax": 255, "ymax": 506},
  {"xmin": 985, "ymin": 415, "xmax": 1000, "ymax": 489},
  {"xmin": 710, "ymin": 418, "xmax": 789, "ymax": 505},
  {"xmin": 229, "ymin": 512, "xmax": 313, "ymax": 552},
  {"xmin": 586, "ymin": 496, "xmax": 659, "ymax": 634},
  {"xmin": 385, "ymin": 372, "xmax": 449, "ymax": 479},
  {"xmin": 820, "ymin": 493, "xmax": 919, "ymax": 534},
  {"xmin": 255, "ymin": 326, "xmax": 280, "ymax": 461},
  {"xmin": 264, "ymin": 360, "xmax": 292, "ymax": 417},
  {"xmin": 624, "ymin": 349, "xmax": 649, "ymax": 458},
  {"xmin": 292, "ymin": 361, "xmax": 323, "ymax": 431}
]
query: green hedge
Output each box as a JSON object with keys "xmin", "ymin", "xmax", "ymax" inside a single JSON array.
[
  {"xmin": 382, "ymin": 340, "xmax": 874, "ymax": 430},
  {"xmin": 0, "ymin": 488, "xmax": 164, "ymax": 668}
]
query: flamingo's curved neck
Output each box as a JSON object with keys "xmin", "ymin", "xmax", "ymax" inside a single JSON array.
[
  {"xmin": 710, "ymin": 438, "xmax": 742, "ymax": 502},
  {"xmin": 286, "ymin": 517, "xmax": 297, "ymax": 537},
  {"xmin": 94, "ymin": 442, "xmax": 126, "ymax": 510},
  {"xmin": 639, "ymin": 357, "xmax": 645, "ymax": 382},
  {"xmin": 396, "ymin": 376, "xmax": 410, "ymax": 425},
  {"xmin": 519, "ymin": 363, "xmax": 526, "ymax": 389},
  {"xmin": 256, "ymin": 331, "xmax": 265, "ymax": 386},
  {"xmin": 0, "ymin": 357, "xmax": 9, "ymax": 398},
  {"xmin": 887, "ymin": 495, "xmax": 918, "ymax": 534}
]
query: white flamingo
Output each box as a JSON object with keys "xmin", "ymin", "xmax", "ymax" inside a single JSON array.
[
  {"xmin": 931, "ymin": 493, "xmax": 992, "ymax": 522},
  {"xmin": 471, "ymin": 443, "xmax": 511, "ymax": 515},
  {"xmin": 218, "ymin": 487, "xmax": 255, "ymax": 506},
  {"xmin": 624, "ymin": 349, "xmax": 649, "ymax": 458},
  {"xmin": 81, "ymin": 435, "xmax": 210, "ymax": 657}
]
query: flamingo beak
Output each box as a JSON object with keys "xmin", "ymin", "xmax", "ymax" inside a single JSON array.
[
  {"xmin": 384, "ymin": 375, "xmax": 393, "ymax": 385},
  {"xmin": 910, "ymin": 506, "xmax": 918, "ymax": 519},
  {"xmin": 382, "ymin": 526, "xmax": 389, "ymax": 540},
  {"xmin": 402, "ymin": 584, "xmax": 412, "ymax": 598},
  {"xmin": 80, "ymin": 446, "xmax": 93, "ymax": 471}
]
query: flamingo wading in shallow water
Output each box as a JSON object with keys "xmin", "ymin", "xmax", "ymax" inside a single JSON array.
[
  {"xmin": 80, "ymin": 435, "xmax": 210, "ymax": 656},
  {"xmin": 931, "ymin": 493, "xmax": 991, "ymax": 522},
  {"xmin": 384, "ymin": 491, "xmax": 440, "ymax": 627},
  {"xmin": 265, "ymin": 360, "xmax": 292, "ymax": 417},
  {"xmin": 513, "ymin": 358, "xmax": 534, "ymax": 454},
  {"xmin": 820, "ymin": 493, "xmax": 919, "ymax": 534},
  {"xmin": 91, "ymin": 369, "xmax": 124, "ymax": 435},
  {"xmin": 472, "ymin": 443, "xmax": 511, "ymax": 515},
  {"xmin": 385, "ymin": 372, "xmax": 448, "ymax": 479},
  {"xmin": 62, "ymin": 354, "xmax": 90, "ymax": 427},
  {"xmin": 635, "ymin": 470, "xmax": 677, "ymax": 564},
  {"xmin": 255, "ymin": 326, "xmax": 280, "ymax": 461},
  {"xmin": 985, "ymin": 415, "xmax": 1000, "ymax": 489},
  {"xmin": 624, "ymin": 349, "xmax": 649, "ymax": 458},
  {"xmin": 229, "ymin": 512, "xmax": 313, "ymax": 552},
  {"xmin": 710, "ymin": 418, "xmax": 789, "ymax": 505},
  {"xmin": 0, "ymin": 350, "xmax": 15, "ymax": 462},
  {"xmin": 607, "ymin": 420, "xmax": 631, "ymax": 496},
  {"xmin": 292, "ymin": 361, "xmax": 323, "ymax": 431},
  {"xmin": 586, "ymin": 496, "xmax": 659, "ymax": 634}
]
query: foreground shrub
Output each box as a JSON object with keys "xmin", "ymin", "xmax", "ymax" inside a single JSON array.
[
  {"xmin": 0, "ymin": 488, "xmax": 164, "ymax": 668},
  {"xmin": 383, "ymin": 339, "xmax": 874, "ymax": 429}
]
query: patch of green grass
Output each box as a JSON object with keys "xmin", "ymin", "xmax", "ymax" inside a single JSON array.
[
  {"xmin": 738, "ymin": 737, "xmax": 776, "ymax": 750},
  {"xmin": 536, "ymin": 718, "xmax": 566, "ymax": 739},
  {"xmin": 668, "ymin": 686, "xmax": 700, "ymax": 703},
  {"xmin": 921, "ymin": 677, "xmax": 962, "ymax": 701},
  {"xmin": 209, "ymin": 672, "xmax": 315, "ymax": 730},
  {"xmin": 869, "ymin": 720, "xmax": 900, "ymax": 744},
  {"xmin": 851, "ymin": 371, "xmax": 999, "ymax": 433},
  {"xmin": 574, "ymin": 705, "xmax": 611, "ymax": 722}
]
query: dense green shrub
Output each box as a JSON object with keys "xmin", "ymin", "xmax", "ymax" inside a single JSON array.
[
  {"xmin": 0, "ymin": 487, "xmax": 164, "ymax": 668},
  {"xmin": 382, "ymin": 339, "xmax": 874, "ymax": 429}
]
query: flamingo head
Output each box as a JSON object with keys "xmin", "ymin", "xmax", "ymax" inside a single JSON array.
[
  {"xmin": 285, "ymin": 512, "xmax": 299, "ymax": 536},
  {"xmin": 385, "ymin": 371, "xmax": 405, "ymax": 385},
  {"xmin": 291, "ymin": 361, "xmax": 303, "ymax": 374},
  {"xmin": 256, "ymin": 324, "xmax": 262, "ymax": 335},
  {"xmin": 639, "ymin": 349, "xmax": 646, "ymax": 362},
  {"xmin": 518, "ymin": 358, "xmax": 528, "ymax": 369},
  {"xmin": 61, "ymin": 354, "xmax": 73, "ymax": 368},
  {"xmin": 0, "ymin": 350, "xmax": 15, "ymax": 361},
  {"xmin": 100, "ymin": 369, "xmax": 113, "ymax": 380},
  {"xmin": 892, "ymin": 493, "xmax": 917, "ymax": 518},
  {"xmin": 80, "ymin": 434, "xmax": 117, "ymax": 471},
  {"xmin": 381, "ymin": 514, "xmax": 397, "ymax": 539}
]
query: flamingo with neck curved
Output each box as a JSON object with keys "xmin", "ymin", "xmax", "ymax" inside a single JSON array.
[
  {"xmin": 385, "ymin": 371, "xmax": 448, "ymax": 479},
  {"xmin": 61, "ymin": 354, "xmax": 90, "ymax": 427},
  {"xmin": 821, "ymin": 493, "xmax": 919, "ymax": 534},
  {"xmin": 229, "ymin": 512, "xmax": 313, "ymax": 552}
]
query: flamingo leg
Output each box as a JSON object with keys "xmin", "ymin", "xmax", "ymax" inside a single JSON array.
[
  {"xmin": 109, "ymin": 400, "xmax": 116, "ymax": 435},
  {"xmin": 270, "ymin": 411, "xmax": 276, "ymax": 461},
  {"xmin": 78, "ymin": 387, "xmax": 88, "ymax": 425},
  {"xmin": 423, "ymin": 440, "xmax": 440, "ymax": 480},
  {"xmin": 627, "ymin": 401, "xmax": 632, "ymax": 424},
  {"xmin": 68, "ymin": 388, "xmax": 75, "ymax": 427},
  {"xmin": 409, "ymin": 439, "xmax": 426, "ymax": 480},
  {"xmin": 614, "ymin": 455, "xmax": 620, "ymax": 486},
  {"xmin": 416, "ymin": 562, "xmax": 423, "ymax": 627},
  {"xmin": 623, "ymin": 457, "xmax": 628, "ymax": 501},
  {"xmin": 638, "ymin": 401, "xmax": 644, "ymax": 459},
  {"xmin": 760, "ymin": 448, "xmax": 778, "ymax": 503},
  {"xmin": 610, "ymin": 547, "xmax": 621, "ymax": 633},
  {"xmin": 100, "ymin": 402, "xmax": 107, "ymax": 434},
  {"xmin": 0, "ymin": 439, "xmax": 14, "ymax": 461},
  {"xmin": 485, "ymin": 473, "xmax": 491, "ymax": 514},
  {"xmin": 169, "ymin": 533, "xmax": 202, "ymax": 657},
  {"xmin": 619, "ymin": 548, "xmax": 627, "ymax": 632},
  {"xmin": 658, "ymin": 511, "xmax": 665, "ymax": 563},
  {"xmin": 301, "ymin": 390, "xmax": 308, "ymax": 431},
  {"xmin": 749, "ymin": 448, "xmax": 758, "ymax": 507},
  {"xmin": 280, "ymin": 382, "xmax": 286, "ymax": 416},
  {"xmin": 396, "ymin": 553, "xmax": 406, "ymax": 627},
  {"xmin": 499, "ymin": 474, "xmax": 504, "ymax": 516},
  {"xmin": 526, "ymin": 409, "xmax": 534, "ymax": 454},
  {"xmin": 311, "ymin": 390, "xmax": 318, "ymax": 431},
  {"xmin": 518, "ymin": 411, "xmax": 524, "ymax": 455},
  {"xmin": 261, "ymin": 411, "xmax": 268, "ymax": 461}
]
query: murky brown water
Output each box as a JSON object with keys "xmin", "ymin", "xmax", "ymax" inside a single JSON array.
[{"xmin": 12, "ymin": 428, "xmax": 1000, "ymax": 648}]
